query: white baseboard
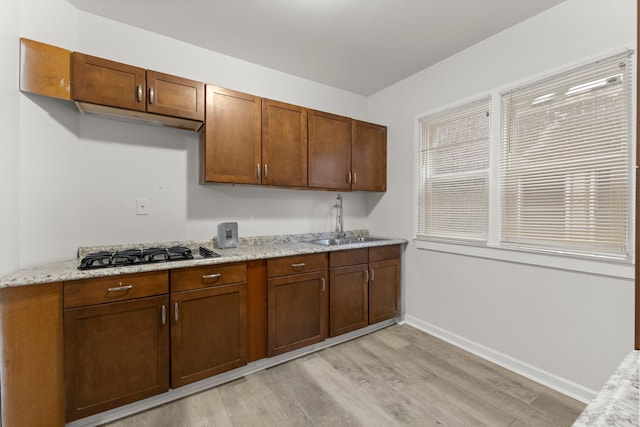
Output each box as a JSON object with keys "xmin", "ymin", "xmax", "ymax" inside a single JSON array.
[{"xmin": 401, "ymin": 315, "xmax": 596, "ymax": 404}]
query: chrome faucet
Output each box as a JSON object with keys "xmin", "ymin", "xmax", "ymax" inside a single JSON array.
[{"xmin": 336, "ymin": 194, "xmax": 345, "ymax": 238}]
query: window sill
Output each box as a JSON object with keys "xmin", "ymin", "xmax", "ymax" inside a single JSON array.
[{"xmin": 415, "ymin": 239, "xmax": 634, "ymax": 280}]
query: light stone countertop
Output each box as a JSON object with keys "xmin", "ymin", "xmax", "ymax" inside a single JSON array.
[
  {"xmin": 572, "ymin": 350, "xmax": 639, "ymax": 426},
  {"xmin": 0, "ymin": 230, "xmax": 407, "ymax": 288}
]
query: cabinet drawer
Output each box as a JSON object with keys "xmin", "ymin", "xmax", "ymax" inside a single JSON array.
[
  {"xmin": 267, "ymin": 253, "xmax": 326, "ymax": 278},
  {"xmin": 330, "ymin": 248, "xmax": 368, "ymax": 268},
  {"xmin": 171, "ymin": 262, "xmax": 247, "ymax": 292},
  {"xmin": 64, "ymin": 271, "xmax": 168, "ymax": 309},
  {"xmin": 369, "ymin": 245, "xmax": 401, "ymax": 262}
]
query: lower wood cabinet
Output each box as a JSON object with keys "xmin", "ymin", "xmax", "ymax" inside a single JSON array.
[
  {"xmin": 170, "ymin": 284, "xmax": 247, "ymax": 387},
  {"xmin": 170, "ymin": 263, "xmax": 248, "ymax": 387},
  {"xmin": 368, "ymin": 245, "xmax": 401, "ymax": 324},
  {"xmin": 14, "ymin": 245, "xmax": 398, "ymax": 424},
  {"xmin": 63, "ymin": 271, "xmax": 170, "ymax": 422},
  {"xmin": 64, "ymin": 295, "xmax": 170, "ymax": 421},
  {"xmin": 0, "ymin": 282, "xmax": 65, "ymax": 427},
  {"xmin": 329, "ymin": 245, "xmax": 401, "ymax": 337},
  {"xmin": 329, "ymin": 248, "xmax": 369, "ymax": 337},
  {"xmin": 267, "ymin": 253, "xmax": 328, "ymax": 356}
]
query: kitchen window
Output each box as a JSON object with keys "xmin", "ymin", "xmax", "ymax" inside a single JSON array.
[
  {"xmin": 417, "ymin": 97, "xmax": 491, "ymax": 242},
  {"xmin": 416, "ymin": 51, "xmax": 634, "ymax": 275},
  {"xmin": 501, "ymin": 52, "xmax": 633, "ymax": 260}
]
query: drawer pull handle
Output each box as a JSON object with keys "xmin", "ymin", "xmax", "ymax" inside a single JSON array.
[
  {"xmin": 107, "ymin": 283, "xmax": 133, "ymax": 292},
  {"xmin": 321, "ymin": 277, "xmax": 326, "ymax": 293},
  {"xmin": 291, "ymin": 263, "xmax": 306, "ymax": 269},
  {"xmin": 202, "ymin": 273, "xmax": 222, "ymax": 280},
  {"xmin": 175, "ymin": 302, "xmax": 179, "ymax": 322},
  {"xmin": 161, "ymin": 305, "xmax": 166, "ymax": 325},
  {"xmin": 136, "ymin": 84, "xmax": 143, "ymax": 102},
  {"xmin": 149, "ymin": 87, "xmax": 155, "ymax": 104}
]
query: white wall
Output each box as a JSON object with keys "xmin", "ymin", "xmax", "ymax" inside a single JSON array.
[
  {"xmin": 368, "ymin": 0, "xmax": 636, "ymax": 399},
  {"xmin": 8, "ymin": 0, "xmax": 636, "ymax": 402},
  {"xmin": 12, "ymin": 0, "xmax": 371, "ymax": 268},
  {"xmin": 0, "ymin": 0, "xmax": 20, "ymax": 276}
]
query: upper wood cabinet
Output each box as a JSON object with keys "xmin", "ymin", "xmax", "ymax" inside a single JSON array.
[
  {"xmin": 19, "ymin": 38, "xmax": 388, "ymax": 191},
  {"xmin": 262, "ymin": 99, "xmax": 308, "ymax": 188},
  {"xmin": 308, "ymin": 112, "xmax": 388, "ymax": 192},
  {"xmin": 201, "ymin": 85, "xmax": 262, "ymax": 184},
  {"xmin": 19, "ymin": 38, "xmax": 71, "ymax": 100},
  {"xmin": 72, "ymin": 53, "xmax": 146, "ymax": 112},
  {"xmin": 308, "ymin": 110, "xmax": 352, "ymax": 190},
  {"xmin": 352, "ymin": 120, "xmax": 387, "ymax": 192},
  {"xmin": 72, "ymin": 52, "xmax": 204, "ymax": 128},
  {"xmin": 146, "ymin": 70, "xmax": 205, "ymax": 121}
]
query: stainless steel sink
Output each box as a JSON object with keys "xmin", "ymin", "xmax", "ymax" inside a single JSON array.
[{"xmin": 311, "ymin": 236, "xmax": 387, "ymax": 246}]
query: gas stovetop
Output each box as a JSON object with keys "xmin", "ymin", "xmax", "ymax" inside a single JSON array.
[{"xmin": 78, "ymin": 246, "xmax": 219, "ymax": 270}]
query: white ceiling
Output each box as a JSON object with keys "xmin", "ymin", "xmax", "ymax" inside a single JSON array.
[{"xmin": 68, "ymin": 0, "xmax": 566, "ymax": 96}]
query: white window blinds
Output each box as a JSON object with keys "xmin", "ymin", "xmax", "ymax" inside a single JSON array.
[
  {"xmin": 501, "ymin": 53, "xmax": 632, "ymax": 259},
  {"xmin": 418, "ymin": 97, "xmax": 490, "ymax": 242}
]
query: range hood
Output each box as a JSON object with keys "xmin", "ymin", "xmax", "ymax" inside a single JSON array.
[{"xmin": 75, "ymin": 102, "xmax": 203, "ymax": 132}]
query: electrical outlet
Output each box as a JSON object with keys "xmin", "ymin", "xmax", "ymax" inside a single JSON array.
[{"xmin": 136, "ymin": 198, "xmax": 150, "ymax": 215}]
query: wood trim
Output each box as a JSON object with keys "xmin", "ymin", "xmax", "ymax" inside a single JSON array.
[
  {"xmin": 0, "ymin": 283, "xmax": 65, "ymax": 426},
  {"xmin": 247, "ymin": 260, "xmax": 267, "ymax": 362},
  {"xmin": 19, "ymin": 38, "xmax": 71, "ymax": 100}
]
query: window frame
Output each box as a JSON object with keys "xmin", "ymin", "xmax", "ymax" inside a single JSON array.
[{"xmin": 414, "ymin": 50, "xmax": 635, "ymax": 280}]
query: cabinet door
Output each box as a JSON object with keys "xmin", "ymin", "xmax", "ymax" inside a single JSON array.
[
  {"xmin": 171, "ymin": 283, "xmax": 247, "ymax": 388},
  {"xmin": 146, "ymin": 70, "xmax": 204, "ymax": 121},
  {"xmin": 262, "ymin": 99, "xmax": 308, "ymax": 187},
  {"xmin": 202, "ymin": 86, "xmax": 262, "ymax": 184},
  {"xmin": 64, "ymin": 295, "xmax": 169, "ymax": 422},
  {"xmin": 329, "ymin": 264, "xmax": 368, "ymax": 337},
  {"xmin": 72, "ymin": 52, "xmax": 146, "ymax": 112},
  {"xmin": 267, "ymin": 270, "xmax": 326, "ymax": 356},
  {"xmin": 368, "ymin": 258, "xmax": 400, "ymax": 324},
  {"xmin": 308, "ymin": 110, "xmax": 352, "ymax": 190},
  {"xmin": 352, "ymin": 120, "xmax": 387, "ymax": 192}
]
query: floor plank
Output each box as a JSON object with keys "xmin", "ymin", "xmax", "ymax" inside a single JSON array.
[{"xmin": 102, "ymin": 324, "xmax": 585, "ymax": 427}]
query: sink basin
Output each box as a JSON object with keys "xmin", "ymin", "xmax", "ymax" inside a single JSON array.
[{"xmin": 311, "ymin": 236, "xmax": 387, "ymax": 246}]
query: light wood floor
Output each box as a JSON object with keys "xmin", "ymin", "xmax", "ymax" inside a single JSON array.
[{"xmin": 104, "ymin": 324, "xmax": 586, "ymax": 427}]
